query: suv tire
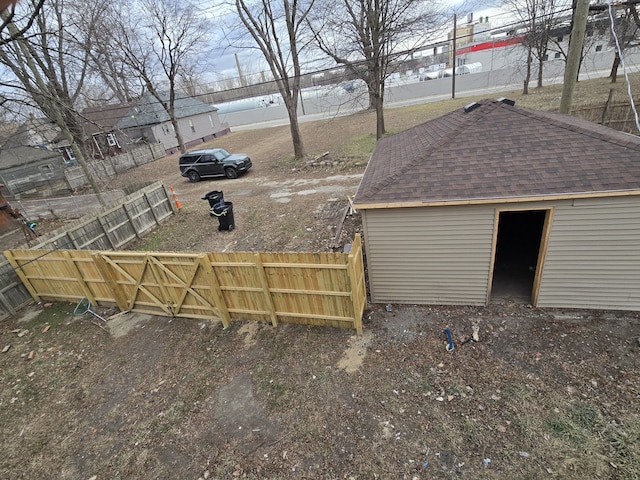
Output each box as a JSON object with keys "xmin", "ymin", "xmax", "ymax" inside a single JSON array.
[
  {"xmin": 187, "ymin": 170, "xmax": 200, "ymax": 182},
  {"xmin": 225, "ymin": 167, "xmax": 238, "ymax": 179}
]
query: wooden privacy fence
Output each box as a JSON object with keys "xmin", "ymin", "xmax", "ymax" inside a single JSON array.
[
  {"xmin": 4, "ymin": 235, "xmax": 367, "ymax": 334},
  {"xmin": 0, "ymin": 181, "xmax": 176, "ymax": 321},
  {"xmin": 570, "ymin": 94, "xmax": 640, "ymax": 135}
]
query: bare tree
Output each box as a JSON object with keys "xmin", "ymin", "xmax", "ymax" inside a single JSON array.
[
  {"xmin": 0, "ymin": 0, "xmax": 44, "ymax": 47},
  {"xmin": 606, "ymin": 4, "xmax": 640, "ymax": 83},
  {"xmin": 177, "ymin": 66, "xmax": 205, "ymax": 98},
  {"xmin": 104, "ymin": 0, "xmax": 211, "ymax": 154},
  {"xmin": 0, "ymin": 0, "xmax": 107, "ymax": 205},
  {"xmin": 308, "ymin": 0, "xmax": 442, "ymax": 140},
  {"xmin": 503, "ymin": 0, "xmax": 567, "ymax": 94},
  {"xmin": 79, "ymin": 0, "xmax": 143, "ymax": 105},
  {"xmin": 230, "ymin": 0, "xmax": 314, "ymax": 160}
]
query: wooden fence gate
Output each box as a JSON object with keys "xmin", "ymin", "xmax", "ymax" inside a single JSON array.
[{"xmin": 5, "ymin": 235, "xmax": 367, "ymax": 334}]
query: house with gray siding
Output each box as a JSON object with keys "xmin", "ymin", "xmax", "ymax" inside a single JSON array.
[
  {"xmin": 353, "ymin": 98, "xmax": 640, "ymax": 311},
  {"xmin": 113, "ymin": 92, "xmax": 230, "ymax": 155},
  {"xmin": 0, "ymin": 121, "xmax": 69, "ymax": 198}
]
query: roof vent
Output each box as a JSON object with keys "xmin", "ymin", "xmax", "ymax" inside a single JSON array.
[
  {"xmin": 463, "ymin": 102, "xmax": 481, "ymax": 113},
  {"xmin": 496, "ymin": 97, "xmax": 515, "ymax": 106}
]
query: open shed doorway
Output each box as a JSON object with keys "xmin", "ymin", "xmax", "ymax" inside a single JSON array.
[{"xmin": 490, "ymin": 210, "xmax": 548, "ymax": 304}]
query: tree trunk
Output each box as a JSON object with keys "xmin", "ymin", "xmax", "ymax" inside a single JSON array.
[
  {"xmin": 609, "ymin": 51, "xmax": 620, "ymax": 83},
  {"xmin": 375, "ymin": 95, "xmax": 385, "ymax": 140},
  {"xmin": 368, "ymin": 74, "xmax": 386, "ymax": 139},
  {"xmin": 170, "ymin": 116, "xmax": 186, "ymax": 154},
  {"xmin": 285, "ymin": 100, "xmax": 305, "ymax": 159},
  {"xmin": 537, "ymin": 57, "xmax": 544, "ymax": 88},
  {"xmin": 368, "ymin": 90, "xmax": 376, "ymax": 110},
  {"xmin": 523, "ymin": 48, "xmax": 532, "ymax": 95},
  {"xmin": 69, "ymin": 140, "xmax": 107, "ymax": 207}
]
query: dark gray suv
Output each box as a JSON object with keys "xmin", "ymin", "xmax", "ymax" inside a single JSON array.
[{"xmin": 179, "ymin": 148, "xmax": 252, "ymax": 182}]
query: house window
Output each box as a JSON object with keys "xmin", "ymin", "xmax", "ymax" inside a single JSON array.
[
  {"xmin": 189, "ymin": 119, "xmax": 196, "ymax": 133},
  {"xmin": 554, "ymin": 52, "xmax": 561, "ymax": 59},
  {"xmin": 557, "ymin": 36, "xmax": 563, "ymax": 42},
  {"xmin": 62, "ymin": 147, "xmax": 77, "ymax": 166},
  {"xmin": 596, "ymin": 44, "xmax": 603, "ymax": 52},
  {"xmin": 64, "ymin": 147, "xmax": 76, "ymax": 161},
  {"xmin": 209, "ymin": 114, "xmax": 214, "ymax": 128},
  {"xmin": 543, "ymin": 54, "xmax": 549, "ymax": 61},
  {"xmin": 106, "ymin": 132, "xmax": 119, "ymax": 147},
  {"xmin": 162, "ymin": 124, "xmax": 170, "ymax": 135}
]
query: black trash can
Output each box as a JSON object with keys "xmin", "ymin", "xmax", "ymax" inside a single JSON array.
[
  {"xmin": 202, "ymin": 190, "xmax": 224, "ymax": 213},
  {"xmin": 211, "ymin": 201, "xmax": 234, "ymax": 231}
]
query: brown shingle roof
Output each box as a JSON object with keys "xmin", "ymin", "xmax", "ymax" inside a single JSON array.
[
  {"xmin": 83, "ymin": 104, "xmax": 133, "ymax": 134},
  {"xmin": 353, "ymin": 98, "xmax": 640, "ymax": 208}
]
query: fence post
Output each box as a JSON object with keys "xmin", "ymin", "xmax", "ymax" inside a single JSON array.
[
  {"xmin": 254, "ymin": 253, "xmax": 278, "ymax": 326},
  {"xmin": 96, "ymin": 217, "xmax": 117, "ymax": 249},
  {"xmin": 347, "ymin": 234, "xmax": 365, "ymax": 335},
  {"xmin": 3, "ymin": 250, "xmax": 41, "ymax": 302}
]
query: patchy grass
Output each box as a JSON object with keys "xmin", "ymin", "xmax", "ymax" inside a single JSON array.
[
  {"xmin": 344, "ymin": 132, "xmax": 377, "ymax": 159},
  {"xmin": 275, "ymin": 154, "xmax": 301, "ymax": 170},
  {"xmin": 133, "ymin": 227, "xmax": 174, "ymax": 251}
]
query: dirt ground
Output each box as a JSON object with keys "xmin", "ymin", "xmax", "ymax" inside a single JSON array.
[
  {"xmin": 1, "ymin": 301, "xmax": 639, "ymax": 479},
  {"xmin": 104, "ymin": 111, "xmax": 380, "ymax": 254},
  {"xmin": 2, "ymin": 83, "xmax": 640, "ymax": 478}
]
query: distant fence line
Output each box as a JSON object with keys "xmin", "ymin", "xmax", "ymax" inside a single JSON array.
[
  {"xmin": 0, "ymin": 181, "xmax": 177, "ymax": 320},
  {"xmin": 570, "ymin": 93, "xmax": 640, "ymax": 135},
  {"xmin": 65, "ymin": 143, "xmax": 166, "ymax": 190},
  {"xmin": 4, "ymin": 235, "xmax": 367, "ymax": 334},
  {"xmin": 1, "ymin": 143, "xmax": 166, "ymax": 200}
]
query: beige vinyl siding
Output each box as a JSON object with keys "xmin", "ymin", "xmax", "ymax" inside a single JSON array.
[
  {"xmin": 362, "ymin": 204, "xmax": 495, "ymax": 305},
  {"xmin": 537, "ymin": 196, "xmax": 640, "ymax": 310}
]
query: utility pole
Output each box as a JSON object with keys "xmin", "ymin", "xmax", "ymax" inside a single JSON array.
[
  {"xmin": 559, "ymin": 0, "xmax": 590, "ymax": 114},
  {"xmin": 452, "ymin": 13, "xmax": 457, "ymax": 99},
  {"xmin": 235, "ymin": 53, "xmax": 247, "ymax": 87}
]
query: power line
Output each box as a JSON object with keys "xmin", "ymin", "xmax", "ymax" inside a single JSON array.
[
  {"xmin": 46, "ymin": 10, "xmax": 576, "ymax": 127},
  {"xmin": 0, "ymin": 5, "xmax": 631, "ymax": 129}
]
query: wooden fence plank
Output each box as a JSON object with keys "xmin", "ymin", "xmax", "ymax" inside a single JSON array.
[
  {"xmin": 200, "ymin": 254, "xmax": 231, "ymax": 328},
  {"xmin": 254, "ymin": 253, "xmax": 278, "ymax": 326},
  {"xmin": 62, "ymin": 251, "xmax": 97, "ymax": 305}
]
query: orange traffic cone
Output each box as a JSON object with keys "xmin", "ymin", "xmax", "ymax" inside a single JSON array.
[{"xmin": 169, "ymin": 185, "xmax": 182, "ymax": 210}]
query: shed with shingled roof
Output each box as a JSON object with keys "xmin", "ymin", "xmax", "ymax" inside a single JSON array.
[{"xmin": 353, "ymin": 98, "xmax": 640, "ymax": 310}]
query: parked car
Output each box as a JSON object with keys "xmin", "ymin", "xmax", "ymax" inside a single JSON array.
[{"xmin": 179, "ymin": 148, "xmax": 252, "ymax": 182}]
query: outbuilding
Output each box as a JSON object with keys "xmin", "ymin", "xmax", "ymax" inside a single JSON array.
[{"xmin": 353, "ymin": 98, "xmax": 640, "ymax": 310}]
